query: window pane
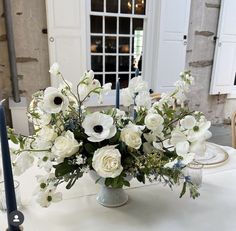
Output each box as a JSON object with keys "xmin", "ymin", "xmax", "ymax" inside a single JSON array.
[
  {"xmin": 105, "ymin": 74, "xmax": 116, "ymax": 89},
  {"xmin": 91, "ymin": 16, "xmax": 103, "ymax": 33},
  {"xmin": 121, "ymin": 0, "xmax": 132, "ymax": 14},
  {"xmin": 119, "ymin": 74, "xmax": 129, "ymax": 88},
  {"xmin": 91, "ymin": 0, "xmax": 104, "ymax": 12},
  {"xmin": 131, "ymin": 56, "xmax": 142, "ymax": 71},
  {"xmin": 119, "ymin": 18, "xmax": 130, "ymax": 34},
  {"xmin": 105, "ymin": 37, "xmax": 116, "ymax": 53},
  {"xmin": 133, "ymin": 18, "xmax": 143, "ymax": 34},
  {"xmin": 94, "ymin": 74, "xmax": 103, "ymax": 85},
  {"xmin": 105, "ymin": 56, "xmax": 116, "ymax": 72},
  {"xmin": 106, "ymin": 0, "xmax": 118, "ymax": 13},
  {"xmin": 119, "ymin": 37, "xmax": 130, "ymax": 53},
  {"xmin": 91, "ymin": 36, "xmax": 103, "ymax": 53},
  {"xmin": 134, "ymin": 0, "xmax": 146, "ymax": 15},
  {"xmin": 91, "ymin": 56, "xmax": 103, "ymax": 72},
  {"xmin": 105, "ymin": 17, "xmax": 117, "ymax": 34},
  {"xmin": 119, "ymin": 56, "xmax": 129, "ymax": 72}
]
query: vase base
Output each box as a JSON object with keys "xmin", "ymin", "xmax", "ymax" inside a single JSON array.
[{"xmin": 96, "ymin": 186, "xmax": 128, "ymax": 208}]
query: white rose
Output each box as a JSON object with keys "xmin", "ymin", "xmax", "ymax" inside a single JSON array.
[
  {"xmin": 121, "ymin": 88, "xmax": 133, "ymax": 107},
  {"xmin": 180, "ymin": 115, "xmax": 196, "ymax": 130},
  {"xmin": 92, "ymin": 145, "xmax": 123, "ymax": 178},
  {"xmin": 120, "ymin": 126, "xmax": 142, "ymax": 149},
  {"xmin": 144, "ymin": 113, "xmax": 164, "ymax": 131},
  {"xmin": 52, "ymin": 131, "xmax": 81, "ymax": 159},
  {"xmin": 37, "ymin": 126, "xmax": 57, "ymax": 142},
  {"xmin": 49, "ymin": 63, "xmax": 60, "ymax": 76}
]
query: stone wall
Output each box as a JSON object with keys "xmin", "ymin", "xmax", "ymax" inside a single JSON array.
[
  {"xmin": 186, "ymin": 0, "xmax": 233, "ymax": 124},
  {"xmin": 0, "ymin": 0, "xmax": 50, "ymax": 105},
  {"xmin": 0, "ymin": 0, "xmax": 234, "ymax": 125}
]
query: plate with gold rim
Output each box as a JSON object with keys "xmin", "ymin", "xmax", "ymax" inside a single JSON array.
[{"xmin": 194, "ymin": 142, "xmax": 229, "ymax": 168}]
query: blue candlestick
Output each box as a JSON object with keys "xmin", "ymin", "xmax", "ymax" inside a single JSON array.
[
  {"xmin": 116, "ymin": 78, "xmax": 120, "ymax": 109},
  {"xmin": 0, "ymin": 102, "xmax": 20, "ymax": 231},
  {"xmin": 135, "ymin": 68, "xmax": 139, "ymax": 77}
]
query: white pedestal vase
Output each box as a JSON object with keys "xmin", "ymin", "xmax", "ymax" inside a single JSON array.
[{"xmin": 89, "ymin": 171, "xmax": 131, "ymax": 207}]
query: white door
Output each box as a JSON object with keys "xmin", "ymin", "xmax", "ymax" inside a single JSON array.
[
  {"xmin": 154, "ymin": 0, "xmax": 191, "ymax": 93},
  {"xmin": 45, "ymin": 0, "xmax": 87, "ymax": 91},
  {"xmin": 210, "ymin": 0, "xmax": 236, "ymax": 95}
]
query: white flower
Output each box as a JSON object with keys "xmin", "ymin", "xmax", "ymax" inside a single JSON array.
[
  {"xmin": 41, "ymin": 87, "xmax": 69, "ymax": 114},
  {"xmin": 78, "ymin": 84, "xmax": 90, "ymax": 101},
  {"xmin": 120, "ymin": 123, "xmax": 142, "ymax": 149},
  {"xmin": 128, "ymin": 76, "xmax": 148, "ymax": 93},
  {"xmin": 144, "ymin": 113, "xmax": 164, "ymax": 131},
  {"xmin": 176, "ymin": 141, "xmax": 190, "ymax": 156},
  {"xmin": 82, "ymin": 112, "xmax": 116, "ymax": 142},
  {"xmin": 92, "ymin": 145, "xmax": 123, "ymax": 178},
  {"xmin": 164, "ymin": 153, "xmax": 195, "ymax": 168},
  {"xmin": 49, "ymin": 63, "xmax": 60, "ymax": 76},
  {"xmin": 52, "ymin": 131, "xmax": 81, "ymax": 160},
  {"xmin": 121, "ymin": 88, "xmax": 133, "ymax": 107},
  {"xmin": 135, "ymin": 91, "xmax": 152, "ymax": 109},
  {"xmin": 37, "ymin": 152, "xmax": 55, "ymax": 172},
  {"xmin": 36, "ymin": 189, "xmax": 62, "ymax": 207},
  {"xmin": 37, "ymin": 126, "xmax": 57, "ymax": 142},
  {"xmin": 13, "ymin": 151, "xmax": 34, "ymax": 176},
  {"xmin": 76, "ymin": 154, "xmax": 86, "ymax": 165},
  {"xmin": 170, "ymin": 130, "xmax": 187, "ymax": 146},
  {"xmin": 34, "ymin": 173, "xmax": 56, "ymax": 193},
  {"xmin": 180, "ymin": 115, "xmax": 196, "ymax": 130}
]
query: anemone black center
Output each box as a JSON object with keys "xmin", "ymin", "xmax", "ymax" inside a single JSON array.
[
  {"xmin": 54, "ymin": 96, "xmax": 63, "ymax": 105},
  {"xmin": 93, "ymin": 125, "xmax": 103, "ymax": 133}
]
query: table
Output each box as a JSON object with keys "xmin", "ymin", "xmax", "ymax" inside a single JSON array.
[{"xmin": 1, "ymin": 144, "xmax": 236, "ymax": 231}]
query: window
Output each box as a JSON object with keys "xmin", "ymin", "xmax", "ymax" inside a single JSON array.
[{"xmin": 89, "ymin": 0, "xmax": 146, "ymax": 89}]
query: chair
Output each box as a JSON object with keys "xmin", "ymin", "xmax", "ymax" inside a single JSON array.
[
  {"xmin": 231, "ymin": 111, "xmax": 236, "ymax": 148},
  {"xmin": 150, "ymin": 92, "xmax": 161, "ymax": 101}
]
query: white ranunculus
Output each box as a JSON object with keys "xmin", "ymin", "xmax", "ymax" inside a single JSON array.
[
  {"xmin": 51, "ymin": 131, "xmax": 81, "ymax": 159},
  {"xmin": 120, "ymin": 125, "xmax": 142, "ymax": 149},
  {"xmin": 92, "ymin": 145, "xmax": 123, "ymax": 178},
  {"xmin": 180, "ymin": 115, "xmax": 196, "ymax": 130},
  {"xmin": 37, "ymin": 126, "xmax": 57, "ymax": 142},
  {"xmin": 135, "ymin": 91, "xmax": 152, "ymax": 109},
  {"xmin": 144, "ymin": 113, "xmax": 164, "ymax": 131},
  {"xmin": 41, "ymin": 87, "xmax": 69, "ymax": 114},
  {"xmin": 49, "ymin": 63, "xmax": 60, "ymax": 76},
  {"xmin": 121, "ymin": 88, "xmax": 133, "ymax": 107},
  {"xmin": 128, "ymin": 76, "xmax": 148, "ymax": 93},
  {"xmin": 176, "ymin": 141, "xmax": 190, "ymax": 156},
  {"xmin": 82, "ymin": 112, "xmax": 116, "ymax": 142}
]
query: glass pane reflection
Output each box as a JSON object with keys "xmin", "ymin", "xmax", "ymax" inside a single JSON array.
[
  {"xmin": 105, "ymin": 17, "xmax": 117, "ymax": 34},
  {"xmin": 91, "ymin": 0, "xmax": 104, "ymax": 12},
  {"xmin": 121, "ymin": 0, "xmax": 132, "ymax": 14},
  {"xmin": 105, "ymin": 56, "xmax": 116, "ymax": 72},
  {"xmin": 91, "ymin": 56, "xmax": 103, "ymax": 72},
  {"xmin": 119, "ymin": 74, "xmax": 129, "ymax": 88},
  {"xmin": 134, "ymin": 0, "xmax": 146, "ymax": 15},
  {"xmin": 119, "ymin": 18, "xmax": 130, "ymax": 34},
  {"xmin": 105, "ymin": 74, "xmax": 116, "ymax": 89},
  {"xmin": 106, "ymin": 0, "xmax": 118, "ymax": 13},
  {"xmin": 119, "ymin": 37, "xmax": 130, "ymax": 53},
  {"xmin": 119, "ymin": 56, "xmax": 130, "ymax": 72},
  {"xmin": 90, "ymin": 16, "xmax": 103, "ymax": 33},
  {"xmin": 105, "ymin": 37, "xmax": 116, "ymax": 53},
  {"xmin": 91, "ymin": 36, "xmax": 103, "ymax": 53}
]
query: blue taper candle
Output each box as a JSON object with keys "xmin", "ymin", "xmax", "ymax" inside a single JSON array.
[
  {"xmin": 0, "ymin": 102, "xmax": 20, "ymax": 231},
  {"xmin": 116, "ymin": 78, "xmax": 120, "ymax": 109}
]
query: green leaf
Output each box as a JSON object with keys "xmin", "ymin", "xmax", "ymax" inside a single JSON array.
[
  {"xmin": 123, "ymin": 181, "xmax": 130, "ymax": 187},
  {"xmin": 137, "ymin": 173, "xmax": 145, "ymax": 184},
  {"xmin": 9, "ymin": 134, "xmax": 18, "ymax": 144},
  {"xmin": 105, "ymin": 178, "xmax": 113, "ymax": 187},
  {"xmin": 84, "ymin": 143, "xmax": 97, "ymax": 155},
  {"xmin": 179, "ymin": 181, "xmax": 187, "ymax": 198},
  {"xmin": 54, "ymin": 161, "xmax": 75, "ymax": 177}
]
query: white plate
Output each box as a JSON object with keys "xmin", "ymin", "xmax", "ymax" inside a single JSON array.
[{"xmin": 194, "ymin": 142, "xmax": 229, "ymax": 167}]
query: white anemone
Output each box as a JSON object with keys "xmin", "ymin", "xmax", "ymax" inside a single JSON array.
[
  {"xmin": 42, "ymin": 87, "xmax": 69, "ymax": 114},
  {"xmin": 82, "ymin": 112, "xmax": 116, "ymax": 142}
]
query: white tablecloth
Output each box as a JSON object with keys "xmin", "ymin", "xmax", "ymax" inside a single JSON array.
[{"xmin": 1, "ymin": 144, "xmax": 236, "ymax": 231}]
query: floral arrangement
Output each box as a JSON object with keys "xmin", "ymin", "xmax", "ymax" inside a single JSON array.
[{"xmin": 8, "ymin": 63, "xmax": 211, "ymax": 207}]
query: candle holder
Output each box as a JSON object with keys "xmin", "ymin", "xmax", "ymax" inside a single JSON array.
[
  {"xmin": 0, "ymin": 180, "xmax": 22, "ymax": 211},
  {"xmin": 6, "ymin": 225, "xmax": 24, "ymax": 231}
]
